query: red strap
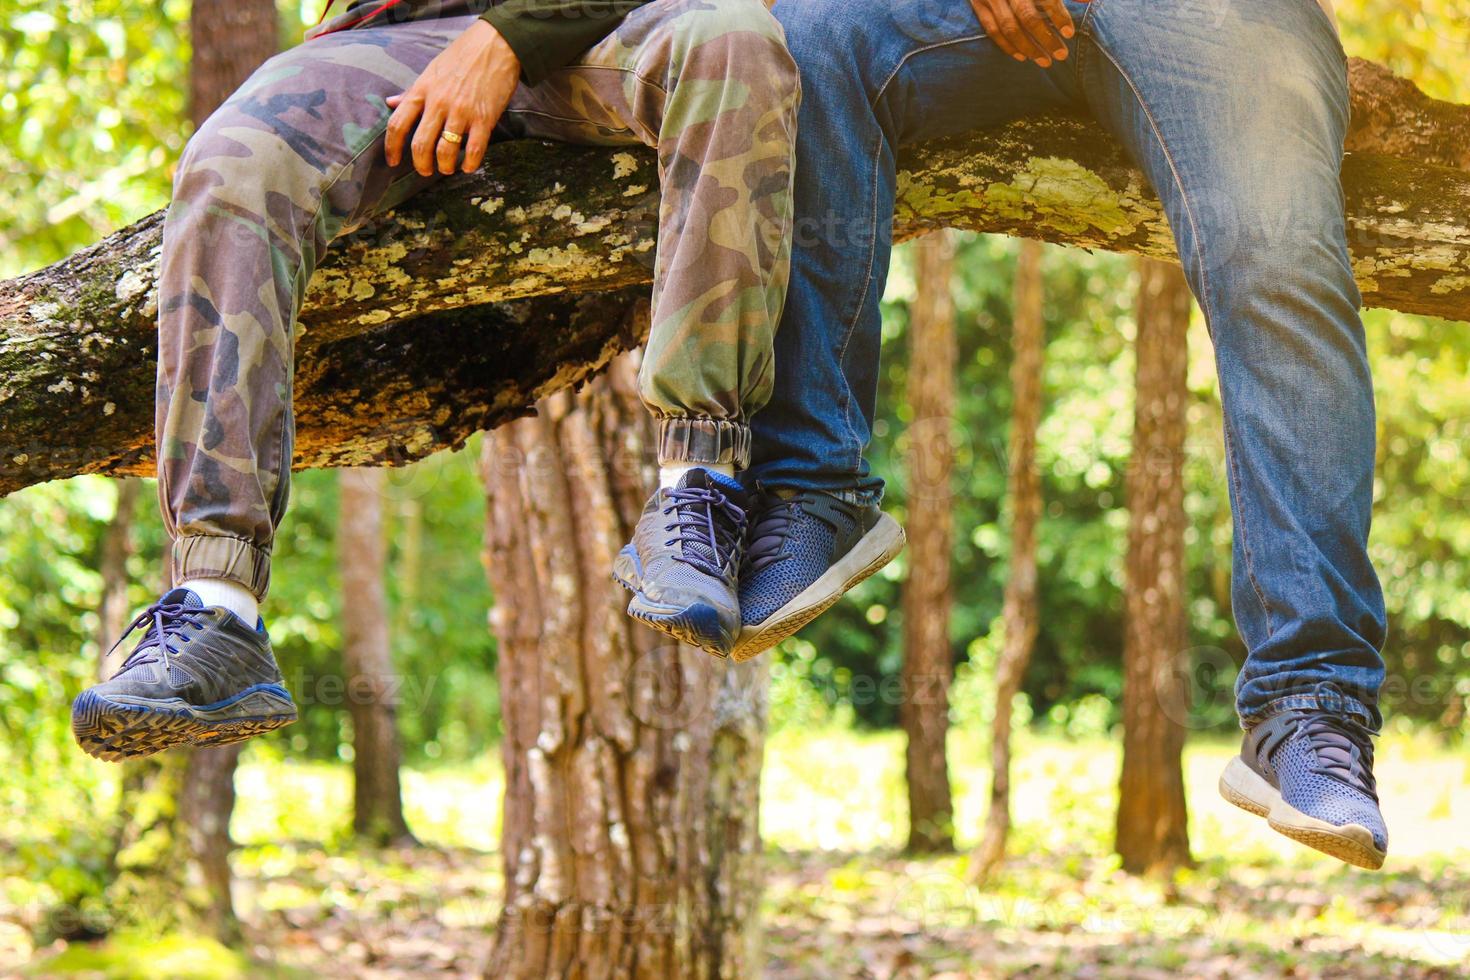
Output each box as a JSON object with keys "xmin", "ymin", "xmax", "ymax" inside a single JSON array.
[{"xmin": 312, "ymin": 0, "xmax": 412, "ymax": 38}]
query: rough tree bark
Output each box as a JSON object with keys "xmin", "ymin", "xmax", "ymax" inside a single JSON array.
[
  {"xmin": 481, "ymin": 352, "xmax": 767, "ymax": 979},
  {"xmin": 189, "ymin": 0, "xmax": 278, "ymax": 129},
  {"xmin": 971, "ymin": 239, "xmax": 1045, "ymax": 882},
  {"xmin": 901, "ymin": 232, "xmax": 957, "ymax": 854},
  {"xmin": 1115, "ymin": 257, "xmax": 1194, "ymax": 875},
  {"xmin": 339, "ymin": 467, "xmax": 414, "ymax": 845},
  {"xmin": 3, "ymin": 60, "xmax": 1467, "ymax": 495}
]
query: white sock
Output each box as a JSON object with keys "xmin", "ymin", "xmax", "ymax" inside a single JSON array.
[
  {"xmin": 659, "ymin": 462, "xmax": 735, "ymax": 488},
  {"xmin": 181, "ymin": 577, "xmax": 259, "ymax": 626}
]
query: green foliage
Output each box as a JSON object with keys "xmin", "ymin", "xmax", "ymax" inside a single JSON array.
[
  {"xmin": 1336, "ymin": 0, "xmax": 1470, "ymax": 103},
  {"xmin": 1, "ymin": 6, "xmax": 1469, "ymax": 963},
  {"xmin": 17, "ymin": 729, "xmax": 1466, "ymax": 975},
  {"xmin": 210, "ymin": 459, "xmax": 500, "ymax": 763},
  {"xmin": 0, "ymin": 0, "xmax": 189, "ymax": 276},
  {"xmin": 34, "ymin": 932, "xmax": 257, "ymax": 979},
  {"xmin": 785, "ymin": 237, "xmax": 1153, "ymax": 730},
  {"xmin": 261, "ymin": 451, "xmax": 499, "ymax": 764}
]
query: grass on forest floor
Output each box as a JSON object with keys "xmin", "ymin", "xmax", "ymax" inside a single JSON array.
[{"xmin": 8, "ymin": 727, "xmax": 1470, "ymax": 978}]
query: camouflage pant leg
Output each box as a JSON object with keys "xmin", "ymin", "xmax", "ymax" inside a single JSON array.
[
  {"xmin": 156, "ymin": 14, "xmax": 481, "ymax": 600},
  {"xmin": 159, "ymin": 1, "xmax": 797, "ymax": 600},
  {"xmin": 501, "ymin": 0, "xmax": 800, "ymax": 468}
]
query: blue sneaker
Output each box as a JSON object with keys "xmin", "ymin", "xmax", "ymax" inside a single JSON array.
[
  {"xmin": 731, "ymin": 489, "xmax": 905, "ymax": 662},
  {"xmin": 73, "ymin": 588, "xmax": 297, "ymax": 762},
  {"xmin": 1219, "ymin": 709, "xmax": 1388, "ymax": 869},
  {"xmin": 613, "ymin": 468, "xmax": 747, "ymax": 658}
]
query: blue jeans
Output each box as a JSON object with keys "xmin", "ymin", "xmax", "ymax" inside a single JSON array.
[{"xmin": 751, "ymin": 0, "xmax": 1387, "ymax": 727}]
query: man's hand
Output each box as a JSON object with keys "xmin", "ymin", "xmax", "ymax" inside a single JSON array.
[
  {"xmin": 385, "ymin": 20, "xmax": 520, "ymax": 176},
  {"xmin": 967, "ymin": 0, "xmax": 1089, "ymax": 68}
]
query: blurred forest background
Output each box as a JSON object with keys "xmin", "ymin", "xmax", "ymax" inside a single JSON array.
[{"xmin": 2, "ymin": 1, "xmax": 1469, "ymax": 977}]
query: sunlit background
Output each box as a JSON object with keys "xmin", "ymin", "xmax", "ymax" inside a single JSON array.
[{"xmin": 2, "ymin": 1, "xmax": 1468, "ymax": 976}]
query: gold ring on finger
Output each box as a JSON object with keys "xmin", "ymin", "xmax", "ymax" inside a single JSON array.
[{"xmin": 440, "ymin": 130, "xmax": 464, "ymax": 145}]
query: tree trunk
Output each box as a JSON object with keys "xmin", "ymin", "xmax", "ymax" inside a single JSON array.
[
  {"xmin": 176, "ymin": 744, "xmax": 245, "ymax": 942},
  {"xmin": 4, "ymin": 59, "xmax": 1468, "ymax": 496},
  {"xmin": 901, "ymin": 232, "xmax": 957, "ymax": 854},
  {"xmin": 1115, "ymin": 257, "xmax": 1193, "ymax": 875},
  {"xmin": 107, "ymin": 749, "xmax": 235, "ymax": 942},
  {"xmin": 481, "ymin": 351, "xmax": 767, "ymax": 979},
  {"xmin": 98, "ymin": 478, "xmax": 142, "ymax": 679},
  {"xmin": 339, "ymin": 467, "xmax": 414, "ymax": 845},
  {"xmin": 189, "ymin": 0, "xmax": 278, "ymax": 125},
  {"xmin": 971, "ymin": 239, "xmax": 1046, "ymax": 882},
  {"xmin": 396, "ymin": 493, "xmax": 424, "ymax": 634}
]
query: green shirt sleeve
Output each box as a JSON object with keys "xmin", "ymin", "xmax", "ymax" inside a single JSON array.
[{"xmin": 481, "ymin": 0, "xmax": 653, "ymax": 86}]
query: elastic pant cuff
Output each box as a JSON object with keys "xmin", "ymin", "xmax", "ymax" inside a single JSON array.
[
  {"xmin": 1241, "ymin": 691, "xmax": 1377, "ymax": 733},
  {"xmin": 172, "ymin": 534, "xmax": 271, "ymax": 603},
  {"xmin": 656, "ymin": 418, "xmax": 751, "ymax": 469}
]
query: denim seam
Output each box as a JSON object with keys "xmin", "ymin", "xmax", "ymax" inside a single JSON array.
[
  {"xmin": 1245, "ymin": 693, "xmax": 1376, "ymax": 730},
  {"xmin": 832, "ymin": 132, "xmax": 884, "ymax": 476},
  {"xmin": 1090, "ymin": 42, "xmax": 1277, "ymax": 633},
  {"xmin": 834, "ymin": 33, "xmax": 987, "ymax": 474},
  {"xmin": 1222, "ymin": 423, "xmax": 1278, "ymax": 633},
  {"xmin": 1075, "ymin": 0, "xmax": 1102, "ymax": 81},
  {"xmin": 1077, "ymin": 0, "xmax": 1102, "ymax": 34},
  {"xmin": 868, "ymin": 34, "xmax": 987, "ymax": 113}
]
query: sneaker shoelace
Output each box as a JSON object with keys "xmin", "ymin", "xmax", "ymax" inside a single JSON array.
[
  {"xmin": 109, "ymin": 600, "xmax": 210, "ymax": 676},
  {"xmin": 1295, "ymin": 713, "xmax": 1378, "ymax": 799},
  {"xmin": 663, "ymin": 486, "xmax": 745, "ymax": 577}
]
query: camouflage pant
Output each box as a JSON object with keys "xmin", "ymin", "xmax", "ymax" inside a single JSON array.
[{"xmin": 156, "ymin": 0, "xmax": 799, "ymax": 599}]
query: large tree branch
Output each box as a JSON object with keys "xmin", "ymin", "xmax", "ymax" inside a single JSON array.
[{"xmin": 2, "ymin": 58, "xmax": 1467, "ymax": 494}]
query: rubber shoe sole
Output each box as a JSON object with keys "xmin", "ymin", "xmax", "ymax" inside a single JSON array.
[
  {"xmin": 72, "ymin": 685, "xmax": 298, "ymax": 763},
  {"xmin": 626, "ymin": 595, "xmax": 733, "ymax": 659},
  {"xmin": 1218, "ymin": 755, "xmax": 1386, "ymax": 870},
  {"xmin": 614, "ymin": 545, "xmax": 734, "ymax": 658},
  {"xmin": 732, "ymin": 514, "xmax": 906, "ymax": 663}
]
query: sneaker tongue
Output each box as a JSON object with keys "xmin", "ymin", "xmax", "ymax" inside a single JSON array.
[
  {"xmin": 668, "ymin": 467, "xmax": 746, "ymax": 570},
  {"xmin": 160, "ymin": 587, "xmax": 205, "ymax": 609},
  {"xmin": 1310, "ymin": 735, "xmax": 1354, "ymax": 768},
  {"xmin": 1300, "ymin": 715, "xmax": 1373, "ymax": 792},
  {"xmin": 677, "ymin": 467, "xmax": 748, "ymax": 510},
  {"xmin": 746, "ymin": 494, "xmax": 800, "ymax": 570}
]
